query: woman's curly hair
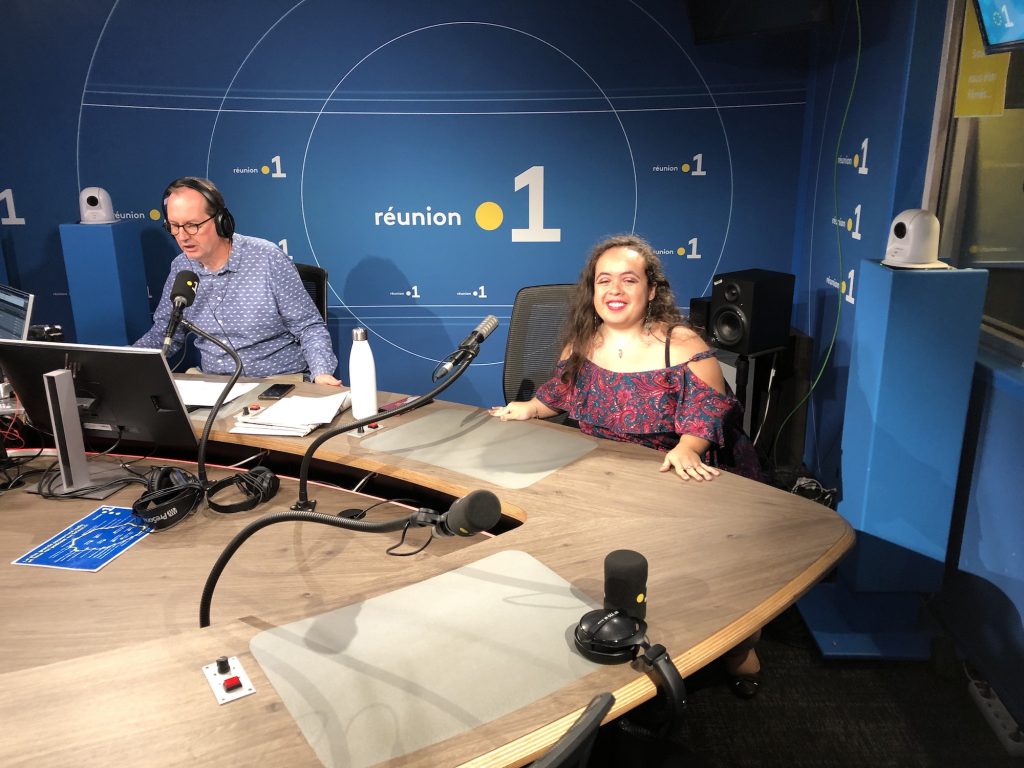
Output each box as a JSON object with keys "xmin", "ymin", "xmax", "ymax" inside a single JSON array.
[{"xmin": 559, "ymin": 234, "xmax": 684, "ymax": 385}]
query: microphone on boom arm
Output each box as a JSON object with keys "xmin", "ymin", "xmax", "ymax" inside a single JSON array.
[
  {"xmin": 432, "ymin": 315, "xmax": 499, "ymax": 381},
  {"xmin": 162, "ymin": 270, "xmax": 199, "ymax": 355}
]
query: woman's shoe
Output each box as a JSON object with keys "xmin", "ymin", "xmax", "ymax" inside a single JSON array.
[{"xmin": 727, "ymin": 670, "xmax": 762, "ymax": 699}]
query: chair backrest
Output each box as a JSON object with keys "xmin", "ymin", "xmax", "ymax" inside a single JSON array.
[
  {"xmin": 531, "ymin": 692, "xmax": 615, "ymax": 768},
  {"xmin": 503, "ymin": 284, "xmax": 575, "ymax": 405},
  {"xmin": 294, "ymin": 262, "xmax": 329, "ymax": 322}
]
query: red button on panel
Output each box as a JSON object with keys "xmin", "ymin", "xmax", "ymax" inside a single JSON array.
[{"xmin": 223, "ymin": 676, "xmax": 242, "ymax": 692}]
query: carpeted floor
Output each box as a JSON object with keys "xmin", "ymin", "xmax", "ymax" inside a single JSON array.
[{"xmin": 589, "ymin": 607, "xmax": 1021, "ymax": 768}]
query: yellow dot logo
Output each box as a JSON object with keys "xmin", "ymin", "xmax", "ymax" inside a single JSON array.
[
  {"xmin": 475, "ymin": 201, "xmax": 504, "ymax": 231},
  {"xmin": 681, "ymin": 163, "xmax": 691, "ymax": 173},
  {"xmin": 261, "ymin": 166, "xmax": 270, "ymax": 175},
  {"xmin": 677, "ymin": 247, "xmax": 686, "ymax": 256},
  {"xmin": 840, "ymin": 280, "xmax": 847, "ymax": 293},
  {"xmin": 846, "ymin": 218, "xmax": 853, "ymax": 231},
  {"xmin": 853, "ymin": 154, "xmax": 860, "ymax": 168},
  {"xmin": 636, "ymin": 592, "xmax": 645, "ymax": 604},
  {"xmin": 149, "ymin": 209, "xmax": 161, "ymax": 221},
  {"xmin": 969, "ymin": 244, "xmax": 979, "ymax": 254}
]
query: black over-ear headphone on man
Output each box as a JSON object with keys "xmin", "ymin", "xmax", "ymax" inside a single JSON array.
[{"xmin": 162, "ymin": 176, "xmax": 236, "ymax": 239}]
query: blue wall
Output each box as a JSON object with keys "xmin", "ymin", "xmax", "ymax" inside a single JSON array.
[
  {"xmin": 792, "ymin": 0, "xmax": 1023, "ymax": 724},
  {"xmin": 3, "ymin": 0, "xmax": 1022, "ymax": 727},
  {"xmin": 792, "ymin": 0, "xmax": 947, "ymax": 486},
  {"xmin": 2, "ymin": 0, "xmax": 810, "ymax": 407}
]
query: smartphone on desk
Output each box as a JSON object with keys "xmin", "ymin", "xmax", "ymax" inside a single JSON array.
[
  {"xmin": 378, "ymin": 395, "xmax": 433, "ymax": 414},
  {"xmin": 258, "ymin": 382, "xmax": 295, "ymax": 400}
]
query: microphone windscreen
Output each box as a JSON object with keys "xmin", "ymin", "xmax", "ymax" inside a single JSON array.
[
  {"xmin": 171, "ymin": 270, "xmax": 199, "ymax": 307},
  {"xmin": 604, "ymin": 549, "xmax": 648, "ymax": 620},
  {"xmin": 443, "ymin": 489, "xmax": 501, "ymax": 536},
  {"xmin": 477, "ymin": 315, "xmax": 499, "ymax": 341}
]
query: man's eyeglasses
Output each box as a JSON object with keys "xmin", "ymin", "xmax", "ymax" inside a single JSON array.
[{"xmin": 166, "ymin": 214, "xmax": 215, "ymax": 236}]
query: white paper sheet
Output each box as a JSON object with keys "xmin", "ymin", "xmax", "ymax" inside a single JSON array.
[{"xmin": 174, "ymin": 380, "xmax": 259, "ymax": 408}]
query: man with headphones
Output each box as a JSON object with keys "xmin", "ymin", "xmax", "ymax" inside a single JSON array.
[{"xmin": 134, "ymin": 177, "xmax": 341, "ymax": 384}]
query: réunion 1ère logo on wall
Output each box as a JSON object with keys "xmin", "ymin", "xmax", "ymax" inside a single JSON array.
[{"xmin": 372, "ymin": 165, "xmax": 561, "ymax": 243}]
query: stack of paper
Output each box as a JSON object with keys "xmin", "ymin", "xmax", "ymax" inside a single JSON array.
[{"xmin": 230, "ymin": 391, "xmax": 351, "ymax": 437}]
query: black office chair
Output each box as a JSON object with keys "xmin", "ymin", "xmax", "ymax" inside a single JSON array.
[
  {"xmin": 531, "ymin": 692, "xmax": 615, "ymax": 768},
  {"xmin": 503, "ymin": 284, "xmax": 575, "ymax": 405},
  {"xmin": 294, "ymin": 262, "xmax": 329, "ymax": 321}
]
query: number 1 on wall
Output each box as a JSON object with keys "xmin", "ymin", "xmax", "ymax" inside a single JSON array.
[
  {"xmin": 1, "ymin": 189, "xmax": 26, "ymax": 225},
  {"xmin": 858, "ymin": 138, "xmax": 869, "ymax": 175},
  {"xmin": 512, "ymin": 166, "xmax": 561, "ymax": 243}
]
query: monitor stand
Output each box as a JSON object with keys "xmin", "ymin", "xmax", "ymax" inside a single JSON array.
[{"xmin": 28, "ymin": 369, "xmax": 133, "ymax": 499}]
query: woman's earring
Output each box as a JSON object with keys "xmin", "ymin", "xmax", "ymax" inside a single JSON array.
[{"xmin": 644, "ymin": 301, "xmax": 653, "ymax": 330}]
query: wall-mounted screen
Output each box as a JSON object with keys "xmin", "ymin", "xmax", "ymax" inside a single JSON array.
[{"xmin": 972, "ymin": 0, "xmax": 1024, "ymax": 53}]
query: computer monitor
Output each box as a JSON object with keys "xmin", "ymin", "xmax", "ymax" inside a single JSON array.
[
  {"xmin": 0, "ymin": 340, "xmax": 196, "ymax": 498},
  {"xmin": 0, "ymin": 283, "xmax": 33, "ymax": 341}
]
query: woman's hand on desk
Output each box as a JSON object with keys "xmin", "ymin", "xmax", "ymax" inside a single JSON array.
[
  {"xmin": 313, "ymin": 374, "xmax": 342, "ymax": 386},
  {"xmin": 661, "ymin": 438, "xmax": 721, "ymax": 482},
  {"xmin": 489, "ymin": 398, "xmax": 557, "ymax": 421}
]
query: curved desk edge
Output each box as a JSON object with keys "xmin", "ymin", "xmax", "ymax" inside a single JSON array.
[{"xmin": 457, "ymin": 527, "xmax": 856, "ymax": 768}]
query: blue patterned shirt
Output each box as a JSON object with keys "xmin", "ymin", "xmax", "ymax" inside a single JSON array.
[{"xmin": 134, "ymin": 235, "xmax": 338, "ymax": 379}]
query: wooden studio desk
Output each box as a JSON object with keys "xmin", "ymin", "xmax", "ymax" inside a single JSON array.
[{"xmin": 0, "ymin": 379, "xmax": 854, "ymax": 767}]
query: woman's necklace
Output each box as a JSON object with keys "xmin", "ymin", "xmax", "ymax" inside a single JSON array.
[{"xmin": 609, "ymin": 329, "xmax": 647, "ymax": 359}]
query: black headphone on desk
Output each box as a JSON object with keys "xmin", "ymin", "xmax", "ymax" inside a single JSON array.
[
  {"xmin": 574, "ymin": 608, "xmax": 687, "ymax": 737},
  {"xmin": 205, "ymin": 465, "xmax": 280, "ymax": 514},
  {"xmin": 575, "ymin": 608, "xmax": 649, "ymax": 664},
  {"xmin": 162, "ymin": 176, "xmax": 236, "ymax": 239},
  {"xmin": 132, "ymin": 466, "xmax": 205, "ymax": 531}
]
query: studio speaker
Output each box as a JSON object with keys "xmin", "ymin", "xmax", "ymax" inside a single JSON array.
[
  {"xmin": 688, "ymin": 297, "xmax": 711, "ymax": 334},
  {"xmin": 79, "ymin": 187, "xmax": 116, "ymax": 224},
  {"xmin": 709, "ymin": 269, "xmax": 794, "ymax": 355}
]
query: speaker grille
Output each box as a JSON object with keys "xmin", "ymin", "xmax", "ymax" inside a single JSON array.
[{"xmin": 712, "ymin": 307, "xmax": 746, "ymax": 345}]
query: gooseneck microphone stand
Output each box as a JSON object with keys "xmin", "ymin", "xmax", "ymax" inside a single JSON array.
[
  {"xmin": 200, "ymin": 506, "xmax": 442, "ymax": 627},
  {"xmin": 199, "ymin": 342, "xmax": 489, "ymax": 628},
  {"xmin": 179, "ymin": 318, "xmax": 243, "ymax": 489},
  {"xmin": 292, "ymin": 347, "xmax": 479, "ymax": 511}
]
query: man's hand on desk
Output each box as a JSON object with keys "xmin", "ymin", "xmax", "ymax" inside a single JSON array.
[{"xmin": 313, "ymin": 374, "xmax": 343, "ymax": 386}]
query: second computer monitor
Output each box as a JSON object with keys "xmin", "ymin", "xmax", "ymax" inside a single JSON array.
[{"xmin": 0, "ymin": 283, "xmax": 33, "ymax": 341}]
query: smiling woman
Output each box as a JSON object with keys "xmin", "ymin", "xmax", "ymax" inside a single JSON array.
[{"xmin": 490, "ymin": 233, "xmax": 762, "ymax": 485}]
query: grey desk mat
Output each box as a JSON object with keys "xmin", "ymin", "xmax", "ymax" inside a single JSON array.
[
  {"xmin": 250, "ymin": 550, "xmax": 599, "ymax": 768},
  {"xmin": 360, "ymin": 408, "xmax": 596, "ymax": 489}
]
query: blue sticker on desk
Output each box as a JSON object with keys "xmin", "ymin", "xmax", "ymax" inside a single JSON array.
[{"xmin": 13, "ymin": 506, "xmax": 151, "ymax": 572}]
